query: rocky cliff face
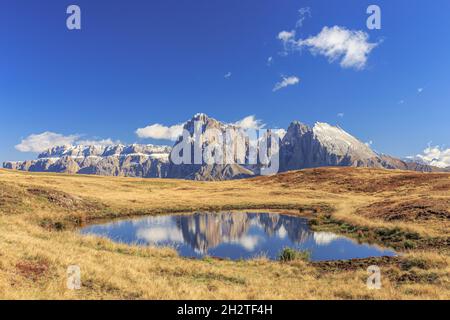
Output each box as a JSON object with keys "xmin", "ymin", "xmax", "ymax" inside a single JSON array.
[
  {"xmin": 280, "ymin": 121, "xmax": 385, "ymax": 171},
  {"xmin": 3, "ymin": 114, "xmax": 444, "ymax": 180},
  {"xmin": 166, "ymin": 113, "xmax": 256, "ymax": 180}
]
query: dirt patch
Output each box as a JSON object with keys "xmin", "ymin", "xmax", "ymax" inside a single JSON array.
[{"xmin": 358, "ymin": 198, "xmax": 450, "ymax": 221}]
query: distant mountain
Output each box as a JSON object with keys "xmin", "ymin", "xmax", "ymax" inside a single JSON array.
[
  {"xmin": 4, "ymin": 144, "xmax": 172, "ymax": 178},
  {"xmin": 279, "ymin": 121, "xmax": 445, "ymax": 173},
  {"xmin": 280, "ymin": 121, "xmax": 383, "ymax": 171},
  {"xmin": 401, "ymin": 155, "xmax": 450, "ymax": 172},
  {"xmin": 380, "ymin": 155, "xmax": 448, "ymax": 173},
  {"xmin": 3, "ymin": 114, "xmax": 445, "ymax": 180}
]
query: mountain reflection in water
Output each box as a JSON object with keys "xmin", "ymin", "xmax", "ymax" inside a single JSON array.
[{"xmin": 80, "ymin": 212, "xmax": 397, "ymax": 261}]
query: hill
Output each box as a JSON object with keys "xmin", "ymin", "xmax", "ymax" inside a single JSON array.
[{"xmin": 0, "ymin": 167, "xmax": 448, "ymax": 299}]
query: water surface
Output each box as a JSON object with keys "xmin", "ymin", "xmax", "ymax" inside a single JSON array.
[{"xmin": 80, "ymin": 212, "xmax": 396, "ymax": 261}]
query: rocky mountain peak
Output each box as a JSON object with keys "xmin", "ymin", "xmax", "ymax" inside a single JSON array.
[
  {"xmin": 286, "ymin": 121, "xmax": 311, "ymax": 137},
  {"xmin": 312, "ymin": 122, "xmax": 377, "ymax": 159}
]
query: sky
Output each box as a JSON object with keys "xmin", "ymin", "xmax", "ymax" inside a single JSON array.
[{"xmin": 1, "ymin": 0, "xmax": 449, "ymax": 165}]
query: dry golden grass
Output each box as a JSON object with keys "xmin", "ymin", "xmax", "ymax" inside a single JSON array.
[{"xmin": 0, "ymin": 167, "xmax": 449, "ymax": 300}]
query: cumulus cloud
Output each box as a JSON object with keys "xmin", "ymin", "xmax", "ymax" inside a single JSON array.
[
  {"xmin": 224, "ymin": 72, "xmax": 232, "ymax": 79},
  {"xmin": 409, "ymin": 146, "xmax": 450, "ymax": 168},
  {"xmin": 231, "ymin": 116, "xmax": 285, "ymax": 139},
  {"xmin": 273, "ymin": 75, "xmax": 300, "ymax": 92},
  {"xmin": 298, "ymin": 26, "xmax": 379, "ymax": 70},
  {"xmin": 278, "ymin": 30, "xmax": 296, "ymax": 43},
  {"xmin": 15, "ymin": 132, "xmax": 118, "ymax": 153},
  {"xmin": 417, "ymin": 87, "xmax": 424, "ymax": 94},
  {"xmin": 233, "ymin": 115, "xmax": 265, "ymax": 130},
  {"xmin": 267, "ymin": 56, "xmax": 273, "ymax": 66},
  {"xmin": 278, "ymin": 25, "xmax": 379, "ymax": 70},
  {"xmin": 278, "ymin": 30, "xmax": 297, "ymax": 52},
  {"xmin": 136, "ymin": 123, "xmax": 184, "ymax": 141},
  {"xmin": 16, "ymin": 132, "xmax": 122, "ymax": 153},
  {"xmin": 273, "ymin": 128, "xmax": 287, "ymax": 140},
  {"xmin": 15, "ymin": 132, "xmax": 80, "ymax": 153}
]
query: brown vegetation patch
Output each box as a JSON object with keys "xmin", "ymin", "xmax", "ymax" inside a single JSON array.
[
  {"xmin": 431, "ymin": 182, "xmax": 450, "ymax": 192},
  {"xmin": 390, "ymin": 270, "xmax": 440, "ymax": 284},
  {"xmin": 81, "ymin": 277, "xmax": 144, "ymax": 299},
  {"xmin": 15, "ymin": 258, "xmax": 50, "ymax": 281},
  {"xmin": 158, "ymin": 268, "xmax": 246, "ymax": 285},
  {"xmin": 0, "ymin": 183, "xmax": 25, "ymax": 214},
  {"xmin": 313, "ymin": 256, "xmax": 399, "ymax": 273},
  {"xmin": 359, "ymin": 199, "xmax": 450, "ymax": 221},
  {"xmin": 255, "ymin": 168, "xmax": 449, "ymax": 194},
  {"xmin": 27, "ymin": 187, "xmax": 103, "ymax": 212}
]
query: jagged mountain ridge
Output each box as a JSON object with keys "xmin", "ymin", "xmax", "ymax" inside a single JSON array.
[
  {"xmin": 3, "ymin": 114, "xmax": 445, "ymax": 180},
  {"xmin": 5, "ymin": 144, "xmax": 172, "ymax": 178}
]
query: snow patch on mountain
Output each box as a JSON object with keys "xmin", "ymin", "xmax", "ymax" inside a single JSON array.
[{"xmin": 312, "ymin": 122, "xmax": 376, "ymax": 159}]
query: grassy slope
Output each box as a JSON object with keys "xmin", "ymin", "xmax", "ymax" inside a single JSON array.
[{"xmin": 0, "ymin": 167, "xmax": 448, "ymax": 299}]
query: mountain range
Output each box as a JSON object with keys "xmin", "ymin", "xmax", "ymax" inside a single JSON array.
[{"xmin": 3, "ymin": 114, "xmax": 447, "ymax": 180}]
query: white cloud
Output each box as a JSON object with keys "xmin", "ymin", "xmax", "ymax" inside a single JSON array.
[
  {"xmin": 136, "ymin": 227, "xmax": 184, "ymax": 244},
  {"xmin": 273, "ymin": 75, "xmax": 300, "ymax": 92},
  {"xmin": 280, "ymin": 26, "xmax": 379, "ymax": 70},
  {"xmin": 15, "ymin": 132, "xmax": 80, "ymax": 153},
  {"xmin": 135, "ymin": 123, "xmax": 184, "ymax": 141},
  {"xmin": 231, "ymin": 116, "xmax": 286, "ymax": 139},
  {"xmin": 409, "ymin": 145, "xmax": 450, "ymax": 168},
  {"xmin": 398, "ymin": 100, "xmax": 405, "ymax": 105},
  {"xmin": 337, "ymin": 112, "xmax": 345, "ymax": 118},
  {"xmin": 278, "ymin": 30, "xmax": 296, "ymax": 43},
  {"xmin": 224, "ymin": 72, "xmax": 232, "ymax": 79},
  {"xmin": 296, "ymin": 7, "xmax": 311, "ymax": 28},
  {"xmin": 299, "ymin": 26, "xmax": 378, "ymax": 69},
  {"xmin": 233, "ymin": 115, "xmax": 265, "ymax": 130},
  {"xmin": 15, "ymin": 132, "xmax": 120, "ymax": 153},
  {"xmin": 313, "ymin": 232, "xmax": 340, "ymax": 246},
  {"xmin": 418, "ymin": 87, "xmax": 424, "ymax": 93},
  {"xmin": 230, "ymin": 235, "xmax": 262, "ymax": 251},
  {"xmin": 278, "ymin": 30, "xmax": 297, "ymax": 52},
  {"xmin": 273, "ymin": 128, "xmax": 287, "ymax": 139},
  {"xmin": 267, "ymin": 56, "xmax": 273, "ymax": 66},
  {"xmin": 365, "ymin": 140, "xmax": 373, "ymax": 147}
]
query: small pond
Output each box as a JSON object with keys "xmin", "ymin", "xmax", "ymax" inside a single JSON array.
[{"xmin": 80, "ymin": 212, "xmax": 397, "ymax": 261}]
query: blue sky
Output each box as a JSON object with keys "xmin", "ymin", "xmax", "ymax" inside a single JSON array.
[{"xmin": 1, "ymin": 0, "xmax": 450, "ymax": 163}]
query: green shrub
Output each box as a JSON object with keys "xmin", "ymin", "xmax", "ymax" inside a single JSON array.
[
  {"xmin": 278, "ymin": 247, "xmax": 310, "ymax": 262},
  {"xmin": 403, "ymin": 240, "xmax": 416, "ymax": 249}
]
